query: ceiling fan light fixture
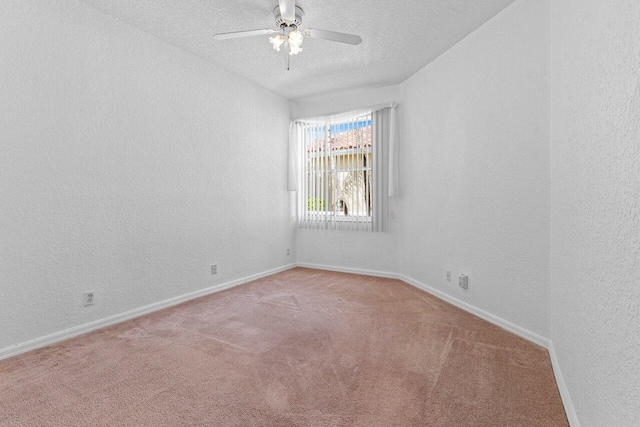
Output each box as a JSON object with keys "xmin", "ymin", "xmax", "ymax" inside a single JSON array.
[
  {"xmin": 287, "ymin": 29, "xmax": 304, "ymax": 55},
  {"xmin": 269, "ymin": 34, "xmax": 285, "ymax": 51},
  {"xmin": 213, "ymin": 2, "xmax": 362, "ymax": 69},
  {"xmin": 287, "ymin": 30, "xmax": 304, "ymax": 48},
  {"xmin": 288, "ymin": 45, "xmax": 303, "ymax": 55}
]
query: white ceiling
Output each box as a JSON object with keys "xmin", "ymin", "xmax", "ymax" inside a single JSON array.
[{"xmin": 79, "ymin": 0, "xmax": 517, "ymax": 100}]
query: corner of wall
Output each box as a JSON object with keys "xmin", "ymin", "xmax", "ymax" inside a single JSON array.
[{"xmin": 548, "ymin": 342, "xmax": 580, "ymax": 426}]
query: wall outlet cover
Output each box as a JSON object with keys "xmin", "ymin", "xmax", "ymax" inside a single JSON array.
[
  {"xmin": 84, "ymin": 291, "xmax": 95, "ymax": 306},
  {"xmin": 458, "ymin": 274, "xmax": 468, "ymax": 289}
]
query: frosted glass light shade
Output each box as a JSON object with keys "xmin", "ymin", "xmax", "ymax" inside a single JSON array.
[
  {"xmin": 289, "ymin": 45, "xmax": 303, "ymax": 55},
  {"xmin": 269, "ymin": 34, "xmax": 285, "ymax": 51},
  {"xmin": 288, "ymin": 30, "xmax": 304, "ymax": 48}
]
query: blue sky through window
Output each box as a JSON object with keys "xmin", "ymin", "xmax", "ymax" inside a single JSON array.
[
  {"xmin": 330, "ymin": 119, "xmax": 371, "ymax": 134},
  {"xmin": 304, "ymin": 119, "xmax": 372, "ymax": 140}
]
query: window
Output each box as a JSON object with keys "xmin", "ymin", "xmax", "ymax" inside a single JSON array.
[
  {"xmin": 300, "ymin": 113, "xmax": 373, "ymax": 230},
  {"xmin": 290, "ymin": 105, "xmax": 397, "ymax": 232}
]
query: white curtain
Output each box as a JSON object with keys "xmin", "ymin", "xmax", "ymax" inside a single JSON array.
[
  {"xmin": 388, "ymin": 105, "xmax": 399, "ymax": 197},
  {"xmin": 287, "ymin": 122, "xmax": 298, "ymax": 191},
  {"xmin": 371, "ymin": 105, "xmax": 398, "ymax": 232}
]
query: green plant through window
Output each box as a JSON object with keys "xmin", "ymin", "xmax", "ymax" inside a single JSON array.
[{"xmin": 307, "ymin": 197, "xmax": 326, "ymax": 211}]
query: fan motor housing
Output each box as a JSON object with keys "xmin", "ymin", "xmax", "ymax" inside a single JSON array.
[{"xmin": 274, "ymin": 5, "xmax": 304, "ymax": 28}]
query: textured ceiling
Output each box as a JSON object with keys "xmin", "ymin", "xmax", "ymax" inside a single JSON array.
[{"xmin": 79, "ymin": 0, "xmax": 517, "ymax": 100}]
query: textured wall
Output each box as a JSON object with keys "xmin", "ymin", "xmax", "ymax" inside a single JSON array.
[
  {"xmin": 398, "ymin": 0, "xmax": 550, "ymax": 338},
  {"xmin": 550, "ymin": 0, "xmax": 640, "ymax": 424},
  {"xmin": 0, "ymin": 0, "xmax": 293, "ymax": 350},
  {"xmin": 294, "ymin": 86, "xmax": 400, "ymax": 274},
  {"xmin": 293, "ymin": 85, "xmax": 400, "ymax": 119}
]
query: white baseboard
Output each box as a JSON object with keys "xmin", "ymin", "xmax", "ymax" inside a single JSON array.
[
  {"xmin": 297, "ymin": 264, "xmax": 581, "ymax": 422},
  {"xmin": 0, "ymin": 263, "xmax": 296, "ymax": 361},
  {"xmin": 297, "ymin": 263, "xmax": 549, "ymax": 348},
  {"xmin": 399, "ymin": 274, "xmax": 551, "ymax": 349},
  {"xmin": 1, "ymin": 262, "xmax": 576, "ymax": 427},
  {"xmin": 548, "ymin": 342, "xmax": 580, "ymax": 426},
  {"xmin": 296, "ymin": 262, "xmax": 399, "ymax": 279}
]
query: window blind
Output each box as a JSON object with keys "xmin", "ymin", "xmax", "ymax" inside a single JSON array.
[
  {"xmin": 291, "ymin": 105, "xmax": 397, "ymax": 232},
  {"xmin": 295, "ymin": 112, "xmax": 372, "ymax": 231}
]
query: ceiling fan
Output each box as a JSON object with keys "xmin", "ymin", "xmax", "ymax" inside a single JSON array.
[{"xmin": 213, "ymin": 0, "xmax": 362, "ymax": 70}]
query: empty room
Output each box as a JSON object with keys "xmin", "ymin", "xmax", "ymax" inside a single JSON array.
[{"xmin": 1, "ymin": 0, "xmax": 638, "ymax": 425}]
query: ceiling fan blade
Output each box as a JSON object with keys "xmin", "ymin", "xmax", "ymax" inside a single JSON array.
[
  {"xmin": 279, "ymin": 0, "xmax": 296, "ymax": 22},
  {"xmin": 214, "ymin": 29, "xmax": 276, "ymax": 40},
  {"xmin": 303, "ymin": 28, "xmax": 362, "ymax": 45}
]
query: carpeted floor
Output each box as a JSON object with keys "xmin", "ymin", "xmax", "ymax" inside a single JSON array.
[{"xmin": 0, "ymin": 268, "xmax": 568, "ymax": 426}]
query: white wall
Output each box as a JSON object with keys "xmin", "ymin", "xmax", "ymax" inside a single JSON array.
[
  {"xmin": 0, "ymin": 0, "xmax": 293, "ymax": 351},
  {"xmin": 293, "ymin": 85, "xmax": 399, "ymax": 119},
  {"xmin": 549, "ymin": 0, "xmax": 640, "ymax": 424},
  {"xmin": 294, "ymin": 86, "xmax": 401, "ymax": 274},
  {"xmin": 398, "ymin": 0, "xmax": 550, "ymax": 338}
]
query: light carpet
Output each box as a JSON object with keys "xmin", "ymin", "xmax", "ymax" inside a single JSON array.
[{"xmin": 0, "ymin": 268, "xmax": 568, "ymax": 426}]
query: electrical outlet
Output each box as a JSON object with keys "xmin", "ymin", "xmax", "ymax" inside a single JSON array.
[
  {"xmin": 458, "ymin": 274, "xmax": 468, "ymax": 289},
  {"xmin": 286, "ymin": 248, "xmax": 290, "ymax": 256},
  {"xmin": 446, "ymin": 270, "xmax": 452, "ymax": 282},
  {"xmin": 84, "ymin": 291, "xmax": 95, "ymax": 306},
  {"xmin": 211, "ymin": 264, "xmax": 217, "ymax": 275}
]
